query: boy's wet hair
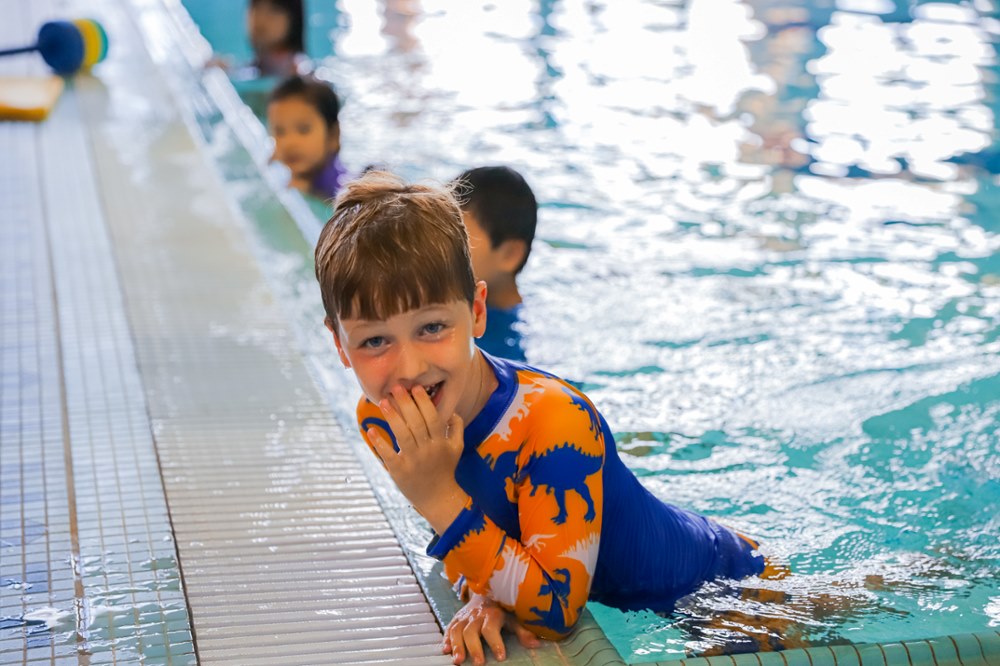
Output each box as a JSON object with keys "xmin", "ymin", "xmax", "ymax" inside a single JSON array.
[
  {"xmin": 250, "ymin": 0, "xmax": 305, "ymax": 53},
  {"xmin": 453, "ymin": 166, "xmax": 537, "ymax": 274},
  {"xmin": 315, "ymin": 171, "xmax": 476, "ymax": 325},
  {"xmin": 268, "ymin": 75, "xmax": 340, "ymax": 128}
]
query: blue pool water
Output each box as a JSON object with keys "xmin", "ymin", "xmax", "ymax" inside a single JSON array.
[{"xmin": 186, "ymin": 0, "xmax": 1000, "ymax": 661}]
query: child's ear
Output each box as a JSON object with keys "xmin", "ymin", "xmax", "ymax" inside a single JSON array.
[
  {"xmin": 496, "ymin": 238, "xmax": 528, "ymax": 274},
  {"xmin": 325, "ymin": 316, "xmax": 352, "ymax": 368},
  {"xmin": 472, "ymin": 281, "xmax": 488, "ymax": 339}
]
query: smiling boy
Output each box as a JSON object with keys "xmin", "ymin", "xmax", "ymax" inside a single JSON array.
[{"xmin": 314, "ymin": 171, "xmax": 769, "ymax": 665}]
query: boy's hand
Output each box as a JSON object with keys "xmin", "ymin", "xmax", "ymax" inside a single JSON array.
[
  {"xmin": 443, "ymin": 594, "xmax": 543, "ymax": 665},
  {"xmin": 367, "ymin": 384, "xmax": 468, "ymax": 534}
]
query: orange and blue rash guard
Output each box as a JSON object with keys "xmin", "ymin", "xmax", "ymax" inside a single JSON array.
[{"xmin": 356, "ymin": 352, "xmax": 765, "ymax": 638}]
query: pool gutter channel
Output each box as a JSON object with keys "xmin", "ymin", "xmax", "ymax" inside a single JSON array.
[{"xmin": 70, "ymin": 0, "xmax": 449, "ymax": 662}]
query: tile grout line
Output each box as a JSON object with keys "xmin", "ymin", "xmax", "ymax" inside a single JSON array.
[{"xmin": 35, "ymin": 88, "xmax": 91, "ymax": 666}]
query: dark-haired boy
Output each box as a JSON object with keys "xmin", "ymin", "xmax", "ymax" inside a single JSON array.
[{"xmin": 453, "ymin": 166, "xmax": 537, "ymax": 361}]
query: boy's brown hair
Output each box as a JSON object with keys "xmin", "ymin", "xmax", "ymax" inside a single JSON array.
[{"xmin": 315, "ymin": 171, "xmax": 476, "ymax": 326}]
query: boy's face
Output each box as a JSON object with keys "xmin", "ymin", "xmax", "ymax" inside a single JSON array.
[
  {"xmin": 463, "ymin": 211, "xmax": 525, "ymax": 292},
  {"xmin": 329, "ymin": 285, "xmax": 489, "ymax": 423},
  {"xmin": 267, "ymin": 97, "xmax": 340, "ymax": 181}
]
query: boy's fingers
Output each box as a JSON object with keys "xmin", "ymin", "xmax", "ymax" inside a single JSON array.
[
  {"xmin": 443, "ymin": 613, "xmax": 462, "ymax": 652},
  {"xmin": 366, "ymin": 428, "xmax": 395, "ymax": 468},
  {"xmin": 379, "ymin": 397, "xmax": 417, "ymax": 452},
  {"xmin": 448, "ymin": 621, "xmax": 467, "ymax": 664},
  {"xmin": 389, "ymin": 387, "xmax": 432, "ymax": 443},
  {"xmin": 507, "ymin": 619, "xmax": 542, "ymax": 649},
  {"xmin": 481, "ymin": 612, "xmax": 507, "ymax": 661},
  {"xmin": 446, "ymin": 413, "xmax": 465, "ymax": 453},
  {"xmin": 462, "ymin": 620, "xmax": 487, "ymax": 665},
  {"xmin": 411, "ymin": 385, "xmax": 443, "ymax": 434}
]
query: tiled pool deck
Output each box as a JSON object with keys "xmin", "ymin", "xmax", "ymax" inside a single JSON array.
[
  {"xmin": 1, "ymin": 0, "xmax": 194, "ymax": 662},
  {"xmin": 2, "ymin": 0, "xmax": 998, "ymax": 665}
]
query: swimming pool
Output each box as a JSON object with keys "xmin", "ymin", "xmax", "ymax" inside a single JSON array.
[{"xmin": 184, "ymin": 0, "xmax": 1000, "ymax": 661}]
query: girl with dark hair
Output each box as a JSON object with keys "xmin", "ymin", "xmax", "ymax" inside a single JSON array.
[{"xmin": 267, "ymin": 75, "xmax": 348, "ymax": 200}]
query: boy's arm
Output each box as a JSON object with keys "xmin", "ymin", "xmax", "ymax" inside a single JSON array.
[{"xmin": 426, "ymin": 390, "xmax": 605, "ymax": 640}]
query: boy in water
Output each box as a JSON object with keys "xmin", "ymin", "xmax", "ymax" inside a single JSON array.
[
  {"xmin": 314, "ymin": 171, "xmax": 768, "ymax": 664},
  {"xmin": 453, "ymin": 166, "xmax": 537, "ymax": 361}
]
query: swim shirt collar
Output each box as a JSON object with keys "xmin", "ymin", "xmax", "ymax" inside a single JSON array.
[{"xmin": 462, "ymin": 351, "xmax": 517, "ymax": 449}]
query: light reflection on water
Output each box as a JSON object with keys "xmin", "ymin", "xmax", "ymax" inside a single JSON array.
[{"xmin": 188, "ymin": 0, "xmax": 1000, "ymax": 660}]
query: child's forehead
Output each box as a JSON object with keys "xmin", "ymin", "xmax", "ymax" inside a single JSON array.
[
  {"xmin": 340, "ymin": 299, "xmax": 463, "ymax": 325},
  {"xmin": 255, "ymin": 0, "xmax": 289, "ymax": 11},
  {"xmin": 268, "ymin": 96, "xmax": 321, "ymax": 120}
]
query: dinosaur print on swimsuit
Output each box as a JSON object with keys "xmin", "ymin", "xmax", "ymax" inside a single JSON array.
[{"xmin": 355, "ymin": 363, "xmax": 606, "ymax": 639}]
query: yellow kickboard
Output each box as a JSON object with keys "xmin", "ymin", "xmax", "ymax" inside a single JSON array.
[{"xmin": 0, "ymin": 76, "xmax": 66, "ymax": 121}]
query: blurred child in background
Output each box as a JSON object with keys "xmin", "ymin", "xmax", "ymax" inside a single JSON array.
[
  {"xmin": 267, "ymin": 75, "xmax": 348, "ymax": 201},
  {"xmin": 247, "ymin": 0, "xmax": 305, "ymax": 77},
  {"xmin": 453, "ymin": 166, "xmax": 537, "ymax": 361}
]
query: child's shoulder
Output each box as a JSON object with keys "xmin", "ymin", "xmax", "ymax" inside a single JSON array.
[
  {"xmin": 493, "ymin": 355, "xmax": 587, "ymax": 400},
  {"xmin": 488, "ymin": 355, "xmax": 603, "ymax": 432}
]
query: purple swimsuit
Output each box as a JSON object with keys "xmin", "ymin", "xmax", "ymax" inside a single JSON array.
[{"xmin": 310, "ymin": 154, "xmax": 349, "ymax": 201}]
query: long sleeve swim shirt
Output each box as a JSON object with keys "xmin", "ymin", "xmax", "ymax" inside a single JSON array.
[{"xmin": 356, "ymin": 352, "xmax": 764, "ymax": 638}]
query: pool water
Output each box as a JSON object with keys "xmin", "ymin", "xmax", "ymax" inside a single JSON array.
[{"xmin": 185, "ymin": 0, "xmax": 1000, "ymax": 661}]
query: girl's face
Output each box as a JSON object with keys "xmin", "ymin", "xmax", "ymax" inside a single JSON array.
[
  {"xmin": 267, "ymin": 96, "xmax": 340, "ymax": 181},
  {"xmin": 248, "ymin": 1, "xmax": 291, "ymax": 52}
]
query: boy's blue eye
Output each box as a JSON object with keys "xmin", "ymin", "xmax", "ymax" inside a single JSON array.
[
  {"xmin": 422, "ymin": 322, "xmax": 446, "ymax": 335},
  {"xmin": 361, "ymin": 336, "xmax": 386, "ymax": 349},
  {"xmin": 296, "ymin": 123, "xmax": 313, "ymax": 134}
]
